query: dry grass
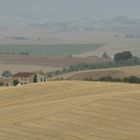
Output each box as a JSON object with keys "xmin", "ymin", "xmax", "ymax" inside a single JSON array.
[
  {"xmin": 0, "ymin": 81, "xmax": 140, "ymax": 140},
  {"xmin": 66, "ymin": 65, "xmax": 140, "ymax": 80}
]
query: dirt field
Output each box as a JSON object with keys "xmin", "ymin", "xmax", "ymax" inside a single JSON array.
[
  {"xmin": 0, "ymin": 54, "xmax": 110, "ymax": 76},
  {"xmin": 0, "ymin": 64, "xmax": 60, "ymax": 75},
  {"xmin": 0, "ymin": 54, "xmax": 107, "ymax": 69},
  {"xmin": 0, "ymin": 81, "xmax": 140, "ymax": 140},
  {"xmin": 65, "ymin": 65, "xmax": 140, "ymax": 80}
]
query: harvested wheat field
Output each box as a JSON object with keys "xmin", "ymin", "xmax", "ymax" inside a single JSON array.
[
  {"xmin": 66, "ymin": 65, "xmax": 140, "ymax": 80},
  {"xmin": 0, "ymin": 81, "xmax": 140, "ymax": 140}
]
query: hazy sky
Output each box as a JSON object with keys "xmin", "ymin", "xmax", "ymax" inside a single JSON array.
[{"xmin": 0, "ymin": 0, "xmax": 140, "ymax": 25}]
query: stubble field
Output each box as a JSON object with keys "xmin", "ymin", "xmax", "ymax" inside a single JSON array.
[{"xmin": 0, "ymin": 81, "xmax": 140, "ymax": 140}]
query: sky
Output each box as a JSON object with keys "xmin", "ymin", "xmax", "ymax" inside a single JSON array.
[{"xmin": 0, "ymin": 0, "xmax": 140, "ymax": 25}]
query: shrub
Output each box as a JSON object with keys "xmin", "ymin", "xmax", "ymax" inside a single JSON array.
[
  {"xmin": 13, "ymin": 80, "xmax": 19, "ymax": 86},
  {"xmin": 0, "ymin": 82, "xmax": 4, "ymax": 86},
  {"xmin": 33, "ymin": 74, "xmax": 37, "ymax": 83},
  {"xmin": 97, "ymin": 76, "xmax": 140, "ymax": 84}
]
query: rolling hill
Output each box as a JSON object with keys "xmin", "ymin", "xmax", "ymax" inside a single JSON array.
[
  {"xmin": 0, "ymin": 81, "xmax": 140, "ymax": 140},
  {"xmin": 65, "ymin": 65, "xmax": 140, "ymax": 80}
]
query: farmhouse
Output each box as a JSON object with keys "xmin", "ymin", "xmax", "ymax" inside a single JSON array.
[
  {"xmin": 13, "ymin": 72, "xmax": 46, "ymax": 85},
  {"xmin": 13, "ymin": 72, "xmax": 35, "ymax": 85}
]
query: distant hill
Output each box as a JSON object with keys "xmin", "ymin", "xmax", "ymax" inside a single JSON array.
[
  {"xmin": 0, "ymin": 81, "xmax": 140, "ymax": 140},
  {"xmin": 64, "ymin": 65, "xmax": 140, "ymax": 80}
]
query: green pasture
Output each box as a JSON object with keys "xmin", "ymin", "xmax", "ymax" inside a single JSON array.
[{"xmin": 0, "ymin": 44, "xmax": 104, "ymax": 56}]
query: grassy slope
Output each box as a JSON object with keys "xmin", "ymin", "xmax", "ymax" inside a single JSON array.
[
  {"xmin": 0, "ymin": 81, "xmax": 140, "ymax": 140},
  {"xmin": 65, "ymin": 65, "xmax": 140, "ymax": 80}
]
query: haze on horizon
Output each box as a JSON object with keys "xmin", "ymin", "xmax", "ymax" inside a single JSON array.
[{"xmin": 0, "ymin": 0, "xmax": 140, "ymax": 25}]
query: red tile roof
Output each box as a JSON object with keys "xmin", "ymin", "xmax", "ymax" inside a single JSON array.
[{"xmin": 13, "ymin": 72, "xmax": 35, "ymax": 77}]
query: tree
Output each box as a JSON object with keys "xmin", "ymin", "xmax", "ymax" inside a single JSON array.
[
  {"xmin": 13, "ymin": 80, "xmax": 19, "ymax": 86},
  {"xmin": 127, "ymin": 76, "xmax": 140, "ymax": 83},
  {"xmin": 102, "ymin": 52, "xmax": 109, "ymax": 59},
  {"xmin": 33, "ymin": 74, "xmax": 37, "ymax": 83},
  {"xmin": 2, "ymin": 70, "xmax": 12, "ymax": 78},
  {"xmin": 114, "ymin": 51, "xmax": 133, "ymax": 63},
  {"xmin": 67, "ymin": 54, "xmax": 73, "ymax": 57},
  {"xmin": 0, "ymin": 82, "xmax": 4, "ymax": 86}
]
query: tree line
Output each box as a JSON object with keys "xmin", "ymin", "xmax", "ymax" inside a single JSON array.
[
  {"xmin": 47, "ymin": 51, "xmax": 140, "ymax": 78},
  {"xmin": 85, "ymin": 76, "xmax": 140, "ymax": 84}
]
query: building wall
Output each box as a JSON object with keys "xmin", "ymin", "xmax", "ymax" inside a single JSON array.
[
  {"xmin": 36, "ymin": 74, "xmax": 46, "ymax": 83},
  {"xmin": 13, "ymin": 75, "xmax": 34, "ymax": 85},
  {"xmin": 12, "ymin": 73, "xmax": 46, "ymax": 86},
  {"xmin": 8, "ymin": 80, "xmax": 13, "ymax": 86}
]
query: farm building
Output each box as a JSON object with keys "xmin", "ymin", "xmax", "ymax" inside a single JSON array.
[{"xmin": 13, "ymin": 72, "xmax": 46, "ymax": 85}]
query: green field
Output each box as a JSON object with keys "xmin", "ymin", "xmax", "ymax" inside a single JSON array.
[{"xmin": 0, "ymin": 44, "xmax": 104, "ymax": 56}]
